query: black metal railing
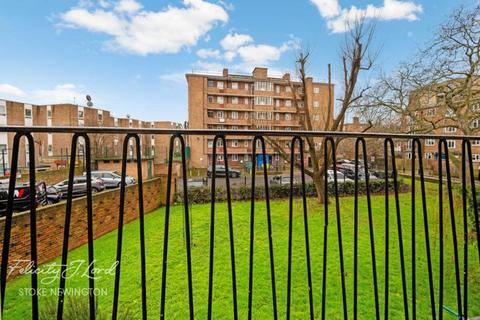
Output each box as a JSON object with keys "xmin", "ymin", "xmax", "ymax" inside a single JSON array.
[{"xmin": 0, "ymin": 126, "xmax": 478, "ymax": 319}]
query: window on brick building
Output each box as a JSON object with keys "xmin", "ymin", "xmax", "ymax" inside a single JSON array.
[
  {"xmin": 231, "ymin": 111, "xmax": 238, "ymax": 119},
  {"xmin": 24, "ymin": 108, "xmax": 32, "ymax": 118},
  {"xmin": 447, "ymin": 140, "xmax": 456, "ymax": 149},
  {"xmin": 314, "ymin": 87, "xmax": 320, "ymax": 94},
  {"xmin": 47, "ymin": 109, "xmax": 52, "ymax": 119},
  {"xmin": 231, "ymin": 140, "xmax": 238, "ymax": 147},
  {"xmin": 285, "ymin": 100, "xmax": 292, "ymax": 107},
  {"xmin": 217, "ymin": 96, "xmax": 224, "ymax": 104},
  {"xmin": 208, "ymin": 80, "xmax": 215, "ymax": 87},
  {"xmin": 285, "ymin": 86, "xmax": 291, "ymax": 93},
  {"xmin": 0, "ymin": 105, "xmax": 5, "ymax": 116},
  {"xmin": 425, "ymin": 139, "xmax": 435, "ymax": 146},
  {"xmin": 78, "ymin": 110, "xmax": 84, "ymax": 119},
  {"xmin": 207, "ymin": 110, "xmax": 214, "ymax": 118},
  {"xmin": 313, "ymin": 101, "xmax": 319, "ymax": 108},
  {"xmin": 285, "ymin": 113, "xmax": 292, "ymax": 120},
  {"xmin": 254, "ymin": 81, "xmax": 273, "ymax": 91},
  {"xmin": 275, "ymin": 85, "xmax": 280, "ymax": 94},
  {"xmin": 444, "ymin": 126, "xmax": 457, "ymax": 133},
  {"xmin": 232, "ymin": 154, "xmax": 238, "ymax": 161},
  {"xmin": 232, "ymin": 97, "xmax": 238, "ymax": 104},
  {"xmin": 231, "ymin": 82, "xmax": 238, "ymax": 89},
  {"xmin": 217, "ymin": 111, "xmax": 224, "ymax": 119},
  {"xmin": 208, "ymin": 96, "xmax": 214, "ymax": 103},
  {"xmin": 275, "ymin": 113, "xmax": 280, "ymax": 120},
  {"xmin": 217, "ymin": 81, "xmax": 224, "ymax": 89}
]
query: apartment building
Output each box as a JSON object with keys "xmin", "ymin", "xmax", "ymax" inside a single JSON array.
[
  {"xmin": 186, "ymin": 67, "xmax": 334, "ymax": 169},
  {"xmin": 0, "ymin": 98, "xmax": 180, "ymax": 176},
  {"xmin": 405, "ymin": 82, "xmax": 480, "ymax": 169}
]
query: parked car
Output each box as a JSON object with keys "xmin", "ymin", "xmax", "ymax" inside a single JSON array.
[
  {"xmin": 207, "ymin": 165, "xmax": 241, "ymax": 178},
  {"xmin": 270, "ymin": 175, "xmax": 297, "ymax": 185},
  {"xmin": 46, "ymin": 185, "xmax": 63, "ymax": 204},
  {"xmin": 186, "ymin": 178, "xmax": 206, "ymax": 188},
  {"xmin": 53, "ymin": 176, "xmax": 105, "ymax": 199},
  {"xmin": 327, "ymin": 170, "xmax": 353, "ymax": 183},
  {"xmin": 336, "ymin": 164, "xmax": 377, "ymax": 180},
  {"xmin": 0, "ymin": 182, "xmax": 48, "ymax": 215},
  {"xmin": 85, "ymin": 171, "xmax": 135, "ymax": 188}
]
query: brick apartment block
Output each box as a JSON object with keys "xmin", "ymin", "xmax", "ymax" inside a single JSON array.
[
  {"xmin": 186, "ymin": 67, "xmax": 334, "ymax": 169},
  {"xmin": 0, "ymin": 99, "xmax": 180, "ymax": 176}
]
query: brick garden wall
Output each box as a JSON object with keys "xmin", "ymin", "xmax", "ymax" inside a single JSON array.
[
  {"xmin": 1, "ymin": 167, "xmax": 83, "ymax": 185},
  {"xmin": 0, "ymin": 175, "xmax": 173, "ymax": 278}
]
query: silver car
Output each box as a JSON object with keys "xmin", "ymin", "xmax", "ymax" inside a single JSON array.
[
  {"xmin": 86, "ymin": 171, "xmax": 136, "ymax": 189},
  {"xmin": 54, "ymin": 176, "xmax": 105, "ymax": 199}
]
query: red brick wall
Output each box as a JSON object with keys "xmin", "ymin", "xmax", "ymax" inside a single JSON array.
[{"xmin": 0, "ymin": 175, "xmax": 173, "ymax": 278}]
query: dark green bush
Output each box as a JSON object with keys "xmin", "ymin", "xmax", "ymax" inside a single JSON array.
[{"xmin": 178, "ymin": 179, "xmax": 407, "ymax": 204}]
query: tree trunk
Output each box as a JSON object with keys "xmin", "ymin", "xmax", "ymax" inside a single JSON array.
[{"xmin": 313, "ymin": 171, "xmax": 325, "ymax": 204}]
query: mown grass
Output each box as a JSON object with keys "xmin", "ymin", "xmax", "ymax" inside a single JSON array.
[{"xmin": 3, "ymin": 182, "xmax": 480, "ymax": 319}]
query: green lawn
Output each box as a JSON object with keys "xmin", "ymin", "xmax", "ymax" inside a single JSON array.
[{"xmin": 3, "ymin": 182, "xmax": 480, "ymax": 319}]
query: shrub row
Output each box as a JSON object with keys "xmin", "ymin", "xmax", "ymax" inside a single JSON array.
[{"xmin": 177, "ymin": 179, "xmax": 408, "ymax": 204}]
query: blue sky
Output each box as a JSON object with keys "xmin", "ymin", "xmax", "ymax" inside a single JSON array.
[{"xmin": 0, "ymin": 0, "xmax": 471, "ymax": 122}]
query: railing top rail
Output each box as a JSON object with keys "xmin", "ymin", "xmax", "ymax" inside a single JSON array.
[{"xmin": 0, "ymin": 125, "xmax": 478, "ymax": 140}]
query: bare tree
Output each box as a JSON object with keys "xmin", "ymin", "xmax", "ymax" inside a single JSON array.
[
  {"xmin": 368, "ymin": 5, "xmax": 480, "ymax": 136},
  {"xmin": 266, "ymin": 20, "xmax": 376, "ymax": 203}
]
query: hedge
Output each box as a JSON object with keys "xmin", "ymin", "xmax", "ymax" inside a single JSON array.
[{"xmin": 177, "ymin": 179, "xmax": 408, "ymax": 204}]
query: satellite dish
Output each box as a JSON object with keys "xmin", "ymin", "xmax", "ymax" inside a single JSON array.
[{"xmin": 86, "ymin": 95, "xmax": 93, "ymax": 107}]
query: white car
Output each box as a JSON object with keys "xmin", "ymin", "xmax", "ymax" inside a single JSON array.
[{"xmin": 327, "ymin": 170, "xmax": 353, "ymax": 183}]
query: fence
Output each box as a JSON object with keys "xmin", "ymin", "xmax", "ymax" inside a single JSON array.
[{"xmin": 0, "ymin": 126, "xmax": 478, "ymax": 319}]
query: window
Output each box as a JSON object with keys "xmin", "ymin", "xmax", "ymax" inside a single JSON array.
[
  {"xmin": 231, "ymin": 111, "xmax": 238, "ymax": 119},
  {"xmin": 217, "ymin": 96, "xmax": 224, "ymax": 104},
  {"xmin": 208, "ymin": 80, "xmax": 215, "ymax": 87},
  {"xmin": 244, "ymin": 112, "xmax": 249, "ymax": 120},
  {"xmin": 48, "ymin": 144, "xmax": 53, "ymax": 152},
  {"xmin": 244, "ymin": 154, "xmax": 249, "ymax": 162},
  {"xmin": 24, "ymin": 108, "xmax": 32, "ymax": 118},
  {"xmin": 285, "ymin": 100, "xmax": 292, "ymax": 107},
  {"xmin": 275, "ymin": 113, "xmax": 280, "ymax": 120},
  {"xmin": 207, "ymin": 110, "xmax": 214, "ymax": 118},
  {"xmin": 275, "ymin": 85, "xmax": 280, "ymax": 94},
  {"xmin": 217, "ymin": 155, "xmax": 224, "ymax": 161},
  {"xmin": 254, "ymin": 81, "xmax": 273, "ymax": 91},
  {"xmin": 275, "ymin": 99, "xmax": 280, "ymax": 107},
  {"xmin": 98, "ymin": 113, "xmax": 103, "ymax": 122},
  {"xmin": 444, "ymin": 127, "xmax": 457, "ymax": 133},
  {"xmin": 216, "ymin": 140, "xmax": 223, "ymax": 147},
  {"xmin": 78, "ymin": 110, "xmax": 84, "ymax": 119},
  {"xmin": 232, "ymin": 97, "xmax": 238, "ymax": 104},
  {"xmin": 244, "ymin": 140, "xmax": 249, "ymax": 147},
  {"xmin": 285, "ymin": 113, "xmax": 292, "ymax": 121},
  {"xmin": 47, "ymin": 109, "xmax": 52, "ymax": 119},
  {"xmin": 472, "ymin": 119, "xmax": 480, "ymax": 128},
  {"xmin": 232, "ymin": 125, "xmax": 239, "ymax": 130},
  {"xmin": 313, "ymin": 115, "xmax": 320, "ymax": 121},
  {"xmin": 232, "ymin": 154, "xmax": 239, "ymax": 161},
  {"xmin": 208, "ymin": 96, "xmax": 214, "ymax": 103},
  {"xmin": 217, "ymin": 81, "xmax": 224, "ymax": 89},
  {"xmin": 314, "ymin": 87, "xmax": 320, "ymax": 94},
  {"xmin": 473, "ymin": 154, "xmax": 480, "ymax": 162},
  {"xmin": 208, "ymin": 140, "xmax": 213, "ymax": 148},
  {"xmin": 231, "ymin": 140, "xmax": 238, "ymax": 147},
  {"xmin": 313, "ymin": 101, "xmax": 319, "ymax": 108},
  {"xmin": 426, "ymin": 108, "xmax": 436, "ymax": 116},
  {"xmin": 472, "ymin": 140, "xmax": 480, "ymax": 146},
  {"xmin": 286, "ymin": 127, "xmax": 291, "ymax": 131},
  {"xmin": 286, "ymin": 86, "xmax": 292, "ymax": 93},
  {"xmin": 231, "ymin": 82, "xmax": 238, "ymax": 89},
  {"xmin": 244, "ymin": 97, "xmax": 249, "ymax": 105},
  {"xmin": 447, "ymin": 140, "xmax": 456, "ymax": 149},
  {"xmin": 425, "ymin": 152, "xmax": 433, "ymax": 159},
  {"xmin": 254, "ymin": 96, "xmax": 273, "ymax": 106},
  {"xmin": 255, "ymin": 111, "xmax": 273, "ymax": 120},
  {"xmin": 217, "ymin": 111, "xmax": 224, "ymax": 119},
  {"xmin": 0, "ymin": 105, "xmax": 5, "ymax": 116},
  {"xmin": 425, "ymin": 139, "xmax": 435, "ymax": 146}
]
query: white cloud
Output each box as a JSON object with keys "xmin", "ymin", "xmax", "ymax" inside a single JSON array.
[
  {"xmin": 115, "ymin": 0, "xmax": 142, "ymax": 14},
  {"xmin": 196, "ymin": 48, "xmax": 221, "ymax": 59},
  {"xmin": 0, "ymin": 84, "xmax": 26, "ymax": 97},
  {"xmin": 59, "ymin": 0, "xmax": 229, "ymax": 55},
  {"xmin": 220, "ymin": 33, "xmax": 253, "ymax": 51},
  {"xmin": 32, "ymin": 83, "xmax": 85, "ymax": 104},
  {"xmin": 309, "ymin": 0, "xmax": 341, "ymax": 18},
  {"xmin": 310, "ymin": 0, "xmax": 422, "ymax": 33}
]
